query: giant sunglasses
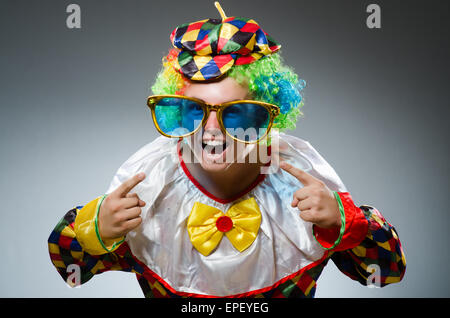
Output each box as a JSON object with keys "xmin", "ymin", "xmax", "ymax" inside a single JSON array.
[{"xmin": 147, "ymin": 95, "xmax": 280, "ymax": 144}]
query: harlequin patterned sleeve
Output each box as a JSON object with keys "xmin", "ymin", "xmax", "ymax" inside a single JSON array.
[
  {"xmin": 47, "ymin": 202, "xmax": 134, "ymax": 287},
  {"xmin": 331, "ymin": 205, "xmax": 406, "ymax": 287},
  {"xmin": 314, "ymin": 192, "xmax": 406, "ymax": 287}
]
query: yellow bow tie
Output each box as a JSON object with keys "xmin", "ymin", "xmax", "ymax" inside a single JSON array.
[{"xmin": 187, "ymin": 197, "xmax": 262, "ymax": 256}]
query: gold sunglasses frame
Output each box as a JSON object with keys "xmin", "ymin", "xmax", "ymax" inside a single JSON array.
[{"xmin": 147, "ymin": 94, "xmax": 280, "ymax": 144}]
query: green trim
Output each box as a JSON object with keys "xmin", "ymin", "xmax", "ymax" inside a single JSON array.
[
  {"xmin": 94, "ymin": 194, "xmax": 125, "ymax": 253},
  {"xmin": 313, "ymin": 191, "xmax": 346, "ymax": 250}
]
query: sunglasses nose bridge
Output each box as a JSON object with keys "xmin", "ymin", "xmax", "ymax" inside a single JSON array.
[
  {"xmin": 203, "ymin": 104, "xmax": 224, "ymax": 123},
  {"xmin": 203, "ymin": 107, "xmax": 222, "ymax": 129},
  {"xmin": 205, "ymin": 104, "xmax": 221, "ymax": 112}
]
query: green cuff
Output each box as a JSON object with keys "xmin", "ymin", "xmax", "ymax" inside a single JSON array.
[
  {"xmin": 94, "ymin": 194, "xmax": 125, "ymax": 253},
  {"xmin": 312, "ymin": 191, "xmax": 346, "ymax": 250}
]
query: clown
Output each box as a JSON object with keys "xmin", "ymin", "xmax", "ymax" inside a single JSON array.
[{"xmin": 48, "ymin": 3, "xmax": 405, "ymax": 297}]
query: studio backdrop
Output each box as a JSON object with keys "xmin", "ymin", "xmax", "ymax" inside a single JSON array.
[{"xmin": 0, "ymin": 0, "xmax": 449, "ymax": 297}]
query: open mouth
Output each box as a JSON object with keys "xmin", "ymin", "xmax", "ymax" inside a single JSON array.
[{"xmin": 202, "ymin": 140, "xmax": 228, "ymax": 155}]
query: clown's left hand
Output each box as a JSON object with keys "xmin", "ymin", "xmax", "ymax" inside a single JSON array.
[{"xmin": 280, "ymin": 161, "xmax": 341, "ymax": 229}]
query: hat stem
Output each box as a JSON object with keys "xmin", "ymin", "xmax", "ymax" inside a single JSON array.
[{"xmin": 214, "ymin": 2, "xmax": 228, "ymax": 21}]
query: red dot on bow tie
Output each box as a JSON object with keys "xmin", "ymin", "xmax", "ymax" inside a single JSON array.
[{"xmin": 216, "ymin": 215, "xmax": 233, "ymax": 232}]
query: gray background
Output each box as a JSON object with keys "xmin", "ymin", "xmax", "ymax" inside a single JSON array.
[{"xmin": 0, "ymin": 0, "xmax": 448, "ymax": 297}]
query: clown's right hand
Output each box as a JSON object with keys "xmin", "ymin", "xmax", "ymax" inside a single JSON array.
[{"xmin": 98, "ymin": 173, "xmax": 146, "ymax": 240}]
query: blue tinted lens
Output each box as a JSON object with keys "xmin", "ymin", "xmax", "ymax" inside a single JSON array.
[
  {"xmin": 222, "ymin": 103, "xmax": 270, "ymax": 142},
  {"xmin": 154, "ymin": 98, "xmax": 204, "ymax": 136}
]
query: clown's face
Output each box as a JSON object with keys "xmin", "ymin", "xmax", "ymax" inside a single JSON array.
[{"xmin": 183, "ymin": 77, "xmax": 261, "ymax": 173}]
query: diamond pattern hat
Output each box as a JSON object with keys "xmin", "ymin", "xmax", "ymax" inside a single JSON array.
[{"xmin": 169, "ymin": 2, "xmax": 281, "ymax": 81}]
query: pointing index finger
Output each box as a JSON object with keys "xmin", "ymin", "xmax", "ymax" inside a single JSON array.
[
  {"xmin": 279, "ymin": 161, "xmax": 319, "ymax": 186},
  {"xmin": 114, "ymin": 173, "xmax": 146, "ymax": 197}
]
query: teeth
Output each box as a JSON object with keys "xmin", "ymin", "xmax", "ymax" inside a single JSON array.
[
  {"xmin": 203, "ymin": 140, "xmax": 225, "ymax": 146},
  {"xmin": 202, "ymin": 140, "xmax": 227, "ymax": 155}
]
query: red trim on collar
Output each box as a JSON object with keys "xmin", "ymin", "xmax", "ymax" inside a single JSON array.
[{"xmin": 177, "ymin": 139, "xmax": 269, "ymax": 204}]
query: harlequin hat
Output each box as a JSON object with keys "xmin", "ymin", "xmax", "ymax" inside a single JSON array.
[{"xmin": 169, "ymin": 2, "xmax": 281, "ymax": 81}]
